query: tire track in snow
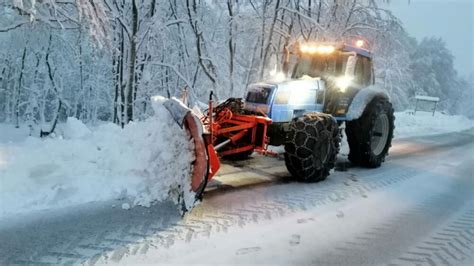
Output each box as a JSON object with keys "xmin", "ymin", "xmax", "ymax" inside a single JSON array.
[
  {"xmin": 390, "ymin": 205, "xmax": 474, "ymax": 266},
  {"xmin": 316, "ymin": 165, "xmax": 473, "ymax": 266},
  {"xmin": 2, "ymin": 130, "xmax": 473, "ymax": 265},
  {"xmin": 0, "ymin": 164, "xmax": 422, "ymax": 265},
  {"xmin": 82, "ymin": 164, "xmax": 421, "ymax": 265}
]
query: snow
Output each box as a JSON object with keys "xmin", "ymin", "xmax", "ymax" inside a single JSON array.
[
  {"xmin": 0, "ymin": 120, "xmax": 90, "ymax": 144},
  {"xmin": 112, "ymin": 147, "xmax": 471, "ymax": 265},
  {"xmin": 0, "ymin": 108, "xmax": 472, "ymax": 220},
  {"xmin": 60, "ymin": 117, "xmax": 91, "ymax": 139},
  {"xmin": 394, "ymin": 111, "xmax": 474, "ymax": 138},
  {"xmin": 101, "ymin": 130, "xmax": 474, "ymax": 265},
  {"xmin": 118, "ymin": 198, "xmax": 401, "ymax": 265},
  {"xmin": 0, "ymin": 99, "xmax": 196, "ymax": 220},
  {"xmin": 0, "ymin": 124, "xmax": 35, "ymax": 144}
]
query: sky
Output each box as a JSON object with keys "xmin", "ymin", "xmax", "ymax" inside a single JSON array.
[{"xmin": 383, "ymin": 0, "xmax": 473, "ymax": 77}]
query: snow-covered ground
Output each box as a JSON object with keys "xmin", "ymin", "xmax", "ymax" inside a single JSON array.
[
  {"xmin": 0, "ymin": 124, "xmax": 36, "ymax": 144},
  {"xmin": 0, "ymin": 101, "xmax": 195, "ymax": 220},
  {"xmin": 394, "ymin": 111, "xmax": 474, "ymax": 138},
  {"xmin": 0, "ymin": 110, "xmax": 472, "ymax": 221},
  {"xmin": 0, "ymin": 112, "xmax": 473, "ymax": 265},
  {"xmin": 96, "ymin": 129, "xmax": 474, "ymax": 265}
]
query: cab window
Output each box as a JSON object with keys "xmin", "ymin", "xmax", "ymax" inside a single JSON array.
[{"xmin": 354, "ymin": 56, "xmax": 372, "ymax": 86}]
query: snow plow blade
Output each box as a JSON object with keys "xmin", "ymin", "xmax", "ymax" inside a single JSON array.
[{"xmin": 158, "ymin": 97, "xmax": 218, "ymax": 199}]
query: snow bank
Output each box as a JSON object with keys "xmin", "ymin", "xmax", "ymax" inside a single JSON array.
[
  {"xmin": 0, "ymin": 124, "xmax": 34, "ymax": 143},
  {"xmin": 0, "ymin": 118, "xmax": 91, "ymax": 144},
  {"xmin": 61, "ymin": 117, "xmax": 92, "ymax": 139},
  {"xmin": 394, "ymin": 111, "xmax": 474, "ymax": 138},
  {"xmin": 0, "ymin": 100, "xmax": 195, "ymax": 219}
]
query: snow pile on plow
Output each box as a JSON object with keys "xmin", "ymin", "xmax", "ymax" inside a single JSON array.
[{"xmin": 0, "ymin": 98, "xmax": 196, "ymax": 219}]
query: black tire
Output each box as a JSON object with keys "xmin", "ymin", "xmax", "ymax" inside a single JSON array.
[
  {"xmin": 284, "ymin": 113, "xmax": 340, "ymax": 182},
  {"xmin": 345, "ymin": 97, "xmax": 395, "ymax": 168}
]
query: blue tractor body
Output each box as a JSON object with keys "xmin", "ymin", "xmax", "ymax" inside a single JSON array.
[{"xmin": 244, "ymin": 79, "xmax": 326, "ymax": 123}]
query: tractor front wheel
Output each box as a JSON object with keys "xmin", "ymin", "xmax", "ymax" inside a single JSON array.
[{"xmin": 284, "ymin": 113, "xmax": 340, "ymax": 182}]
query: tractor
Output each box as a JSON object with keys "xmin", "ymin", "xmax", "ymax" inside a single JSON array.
[{"xmin": 159, "ymin": 40, "xmax": 395, "ymax": 203}]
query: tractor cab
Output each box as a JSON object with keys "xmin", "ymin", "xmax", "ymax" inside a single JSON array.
[
  {"xmin": 244, "ymin": 41, "xmax": 374, "ymax": 122},
  {"xmin": 292, "ymin": 43, "xmax": 373, "ymax": 87}
]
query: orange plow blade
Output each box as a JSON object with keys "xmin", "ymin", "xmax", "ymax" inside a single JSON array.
[
  {"xmin": 162, "ymin": 98, "xmax": 219, "ymax": 200},
  {"xmin": 207, "ymin": 144, "xmax": 220, "ymax": 180}
]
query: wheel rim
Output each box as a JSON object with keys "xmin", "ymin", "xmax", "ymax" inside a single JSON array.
[
  {"xmin": 370, "ymin": 113, "xmax": 389, "ymax": 156},
  {"xmin": 316, "ymin": 133, "xmax": 331, "ymax": 166}
]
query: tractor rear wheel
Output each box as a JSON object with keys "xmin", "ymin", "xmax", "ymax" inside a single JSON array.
[
  {"xmin": 345, "ymin": 97, "xmax": 395, "ymax": 168},
  {"xmin": 284, "ymin": 113, "xmax": 340, "ymax": 182}
]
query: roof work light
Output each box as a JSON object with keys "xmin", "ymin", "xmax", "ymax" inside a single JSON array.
[{"xmin": 299, "ymin": 44, "xmax": 335, "ymax": 55}]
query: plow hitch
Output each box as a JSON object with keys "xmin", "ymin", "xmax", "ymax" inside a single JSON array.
[{"xmin": 159, "ymin": 94, "xmax": 272, "ymax": 200}]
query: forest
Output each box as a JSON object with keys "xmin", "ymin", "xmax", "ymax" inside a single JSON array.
[{"xmin": 0, "ymin": 0, "xmax": 472, "ymax": 132}]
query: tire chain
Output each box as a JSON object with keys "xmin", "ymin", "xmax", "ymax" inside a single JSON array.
[{"xmin": 285, "ymin": 113, "xmax": 341, "ymax": 181}]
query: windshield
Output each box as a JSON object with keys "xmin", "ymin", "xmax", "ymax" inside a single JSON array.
[
  {"xmin": 292, "ymin": 52, "xmax": 350, "ymax": 79},
  {"xmin": 246, "ymin": 87, "xmax": 273, "ymax": 104}
]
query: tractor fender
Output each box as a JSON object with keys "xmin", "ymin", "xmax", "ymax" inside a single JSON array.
[{"xmin": 345, "ymin": 85, "xmax": 391, "ymax": 121}]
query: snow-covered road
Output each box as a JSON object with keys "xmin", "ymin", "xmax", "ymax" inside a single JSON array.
[{"xmin": 1, "ymin": 129, "xmax": 473, "ymax": 265}]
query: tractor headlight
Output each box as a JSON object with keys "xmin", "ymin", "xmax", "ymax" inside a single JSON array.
[
  {"xmin": 335, "ymin": 76, "xmax": 353, "ymax": 92},
  {"xmin": 269, "ymin": 69, "xmax": 286, "ymax": 82},
  {"xmin": 271, "ymin": 72, "xmax": 286, "ymax": 83}
]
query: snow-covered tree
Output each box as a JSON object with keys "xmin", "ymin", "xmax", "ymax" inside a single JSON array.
[
  {"xmin": 409, "ymin": 37, "xmax": 460, "ymax": 112},
  {"xmin": 0, "ymin": 0, "xmax": 468, "ymax": 133}
]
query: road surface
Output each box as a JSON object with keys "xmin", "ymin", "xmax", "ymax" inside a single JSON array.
[{"xmin": 0, "ymin": 129, "xmax": 473, "ymax": 265}]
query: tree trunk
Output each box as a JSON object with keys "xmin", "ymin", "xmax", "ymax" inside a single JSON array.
[
  {"xmin": 317, "ymin": 0, "xmax": 322, "ymax": 23},
  {"xmin": 120, "ymin": 26, "xmax": 126, "ymax": 128},
  {"xmin": 112, "ymin": 27, "xmax": 120, "ymax": 124},
  {"xmin": 41, "ymin": 35, "xmax": 63, "ymax": 138},
  {"xmin": 186, "ymin": 0, "xmax": 218, "ymax": 97},
  {"xmin": 15, "ymin": 46, "xmax": 27, "ymax": 128},
  {"xmin": 260, "ymin": 0, "xmax": 281, "ymax": 79},
  {"xmin": 227, "ymin": 0, "xmax": 235, "ymax": 96},
  {"xmin": 78, "ymin": 27, "xmax": 84, "ymax": 119}
]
